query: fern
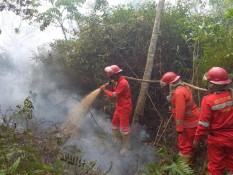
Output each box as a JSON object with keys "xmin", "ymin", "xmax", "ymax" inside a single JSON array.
[
  {"xmin": 146, "ymin": 163, "xmax": 166, "ymax": 175},
  {"xmin": 145, "ymin": 150, "xmax": 194, "ymax": 175},
  {"xmin": 164, "ymin": 157, "xmax": 194, "ymax": 175},
  {"xmin": 224, "ymin": 8, "xmax": 233, "ymax": 18}
]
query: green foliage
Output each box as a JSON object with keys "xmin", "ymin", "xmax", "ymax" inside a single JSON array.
[
  {"xmin": 20, "ymin": 0, "xmax": 109, "ymax": 39},
  {"xmin": 4, "ymin": 1, "xmax": 233, "ymax": 174},
  {"xmin": 164, "ymin": 157, "xmax": 194, "ymax": 175},
  {"xmin": 146, "ymin": 159, "xmax": 194, "ymax": 175},
  {"xmin": 0, "ymin": 98, "xmax": 104, "ymax": 174},
  {"xmin": 0, "ymin": 0, "xmax": 40, "ymax": 17},
  {"xmin": 0, "ymin": 157, "xmax": 21, "ymax": 175},
  {"xmin": 33, "ymin": 1, "xmax": 197, "ymax": 91},
  {"xmin": 145, "ymin": 146, "xmax": 194, "ymax": 175},
  {"xmin": 224, "ymin": 8, "xmax": 233, "ymax": 18},
  {"xmin": 0, "ymin": 100, "xmax": 55, "ymax": 174},
  {"xmin": 35, "ymin": 0, "xmax": 85, "ymax": 36},
  {"xmin": 93, "ymin": 0, "xmax": 108, "ymax": 12},
  {"xmin": 195, "ymin": 20, "xmax": 233, "ymax": 85},
  {"xmin": 30, "ymin": 3, "xmax": 233, "ymax": 174},
  {"xmin": 175, "ymin": 0, "xmax": 233, "ymax": 85},
  {"xmin": 16, "ymin": 98, "xmax": 34, "ymax": 120},
  {"xmin": 146, "ymin": 163, "xmax": 165, "ymax": 175},
  {"xmin": 160, "ymin": 3, "xmax": 194, "ymax": 74}
]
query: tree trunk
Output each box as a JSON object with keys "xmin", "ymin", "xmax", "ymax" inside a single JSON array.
[{"xmin": 132, "ymin": 0, "xmax": 165, "ymax": 130}]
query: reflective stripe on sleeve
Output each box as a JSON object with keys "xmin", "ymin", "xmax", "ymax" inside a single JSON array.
[
  {"xmin": 198, "ymin": 120, "xmax": 209, "ymax": 127},
  {"xmin": 176, "ymin": 120, "xmax": 184, "ymax": 125},
  {"xmin": 185, "ymin": 111, "xmax": 192, "ymax": 115},
  {"xmin": 211, "ymin": 101, "xmax": 233, "ymax": 111},
  {"xmin": 113, "ymin": 92, "xmax": 117, "ymax": 98}
]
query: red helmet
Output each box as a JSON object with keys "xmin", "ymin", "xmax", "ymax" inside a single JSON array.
[
  {"xmin": 204, "ymin": 67, "xmax": 232, "ymax": 85},
  {"xmin": 104, "ymin": 65, "xmax": 122, "ymax": 77},
  {"xmin": 160, "ymin": 72, "xmax": 180, "ymax": 87}
]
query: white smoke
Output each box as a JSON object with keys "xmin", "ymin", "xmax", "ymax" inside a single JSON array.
[
  {"xmin": 0, "ymin": 11, "xmax": 71, "ymax": 123},
  {"xmin": 64, "ymin": 109, "xmax": 157, "ymax": 175},
  {"xmin": 0, "ymin": 10, "xmax": 156, "ymax": 175}
]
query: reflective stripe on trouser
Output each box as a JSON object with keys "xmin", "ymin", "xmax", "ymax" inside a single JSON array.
[
  {"xmin": 178, "ymin": 127, "xmax": 196, "ymax": 156},
  {"xmin": 112, "ymin": 110, "xmax": 131, "ymax": 136},
  {"xmin": 207, "ymin": 135, "xmax": 233, "ymax": 175}
]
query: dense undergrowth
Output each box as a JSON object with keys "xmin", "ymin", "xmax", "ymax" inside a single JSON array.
[
  {"xmin": 0, "ymin": 98, "xmax": 104, "ymax": 175},
  {"xmin": 0, "ymin": 98, "xmax": 210, "ymax": 175}
]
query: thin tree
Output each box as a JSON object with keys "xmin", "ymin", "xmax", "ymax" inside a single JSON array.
[{"xmin": 132, "ymin": 0, "xmax": 165, "ymax": 132}]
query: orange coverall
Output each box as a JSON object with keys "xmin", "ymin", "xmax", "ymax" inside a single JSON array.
[
  {"xmin": 194, "ymin": 90, "xmax": 233, "ymax": 174},
  {"xmin": 104, "ymin": 76, "xmax": 132, "ymax": 135},
  {"xmin": 171, "ymin": 85, "xmax": 199, "ymax": 157}
]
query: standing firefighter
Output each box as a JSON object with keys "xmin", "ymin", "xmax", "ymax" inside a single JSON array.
[
  {"xmin": 193, "ymin": 67, "xmax": 233, "ymax": 174},
  {"xmin": 160, "ymin": 72, "xmax": 199, "ymax": 164},
  {"xmin": 100, "ymin": 65, "xmax": 132, "ymax": 155}
]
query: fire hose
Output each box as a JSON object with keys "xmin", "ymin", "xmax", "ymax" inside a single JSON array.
[{"xmin": 124, "ymin": 76, "xmax": 208, "ymax": 92}]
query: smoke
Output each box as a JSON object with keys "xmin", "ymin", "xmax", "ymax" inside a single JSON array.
[
  {"xmin": 0, "ymin": 11, "xmax": 157, "ymax": 175},
  {"xmin": 0, "ymin": 11, "xmax": 71, "ymax": 122},
  {"xmin": 65, "ymin": 109, "xmax": 157, "ymax": 175}
]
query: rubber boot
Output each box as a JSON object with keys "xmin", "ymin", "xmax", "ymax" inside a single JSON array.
[
  {"xmin": 188, "ymin": 153, "xmax": 194, "ymax": 165},
  {"xmin": 112, "ymin": 129, "xmax": 120, "ymax": 144},
  {"xmin": 119, "ymin": 134, "xmax": 131, "ymax": 156},
  {"xmin": 106, "ymin": 129, "xmax": 119, "ymax": 150},
  {"xmin": 179, "ymin": 155, "xmax": 193, "ymax": 166}
]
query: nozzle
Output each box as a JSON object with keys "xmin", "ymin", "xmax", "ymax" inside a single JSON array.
[{"xmin": 108, "ymin": 79, "xmax": 115, "ymax": 85}]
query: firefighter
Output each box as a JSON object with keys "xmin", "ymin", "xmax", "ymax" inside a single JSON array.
[
  {"xmin": 193, "ymin": 67, "xmax": 233, "ymax": 174},
  {"xmin": 100, "ymin": 65, "xmax": 132, "ymax": 155},
  {"xmin": 160, "ymin": 72, "xmax": 199, "ymax": 163}
]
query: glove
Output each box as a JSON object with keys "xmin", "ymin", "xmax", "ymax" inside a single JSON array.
[
  {"xmin": 192, "ymin": 140, "xmax": 199, "ymax": 150},
  {"xmin": 176, "ymin": 124, "xmax": 184, "ymax": 134},
  {"xmin": 100, "ymin": 83, "xmax": 108, "ymax": 91},
  {"xmin": 108, "ymin": 79, "xmax": 115, "ymax": 85}
]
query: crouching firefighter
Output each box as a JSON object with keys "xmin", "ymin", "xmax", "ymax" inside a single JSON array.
[
  {"xmin": 100, "ymin": 65, "xmax": 132, "ymax": 156},
  {"xmin": 193, "ymin": 67, "xmax": 233, "ymax": 175},
  {"xmin": 160, "ymin": 72, "xmax": 199, "ymax": 164}
]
